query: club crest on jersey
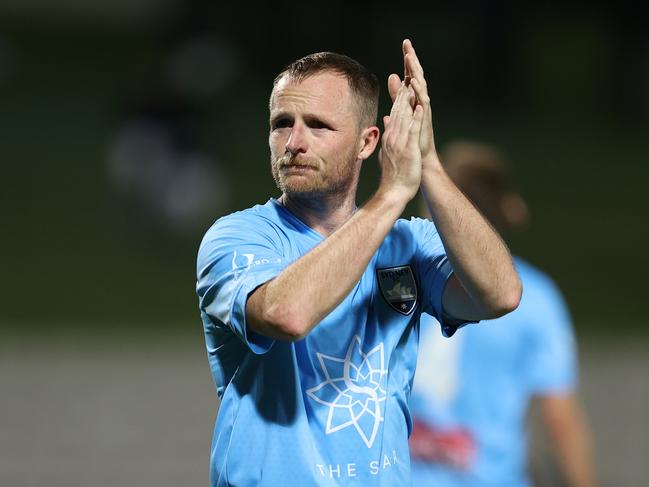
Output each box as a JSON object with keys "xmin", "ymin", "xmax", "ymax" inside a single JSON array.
[{"xmin": 377, "ymin": 265, "xmax": 418, "ymax": 315}]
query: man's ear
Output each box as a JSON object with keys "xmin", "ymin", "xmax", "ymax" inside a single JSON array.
[{"xmin": 358, "ymin": 126, "xmax": 380, "ymax": 161}]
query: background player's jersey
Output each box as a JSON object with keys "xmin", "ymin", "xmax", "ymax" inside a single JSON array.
[
  {"xmin": 409, "ymin": 258, "xmax": 577, "ymax": 487},
  {"xmin": 196, "ymin": 199, "xmax": 460, "ymax": 487}
]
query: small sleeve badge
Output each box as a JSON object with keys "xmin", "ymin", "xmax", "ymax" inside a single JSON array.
[{"xmin": 377, "ymin": 265, "xmax": 418, "ymax": 315}]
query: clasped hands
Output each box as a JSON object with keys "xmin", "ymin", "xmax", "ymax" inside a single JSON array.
[{"xmin": 378, "ymin": 39, "xmax": 440, "ymax": 202}]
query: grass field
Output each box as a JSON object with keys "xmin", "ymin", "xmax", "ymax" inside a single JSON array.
[{"xmin": 1, "ymin": 331, "xmax": 647, "ymax": 486}]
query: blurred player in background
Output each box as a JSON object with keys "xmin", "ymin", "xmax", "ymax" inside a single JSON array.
[{"xmin": 409, "ymin": 140, "xmax": 597, "ymax": 487}]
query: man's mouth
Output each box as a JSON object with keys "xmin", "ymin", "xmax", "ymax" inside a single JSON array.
[{"xmin": 281, "ymin": 164, "xmax": 317, "ymax": 171}]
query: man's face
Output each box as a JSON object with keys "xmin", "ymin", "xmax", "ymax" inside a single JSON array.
[{"xmin": 268, "ymin": 72, "xmax": 362, "ymax": 199}]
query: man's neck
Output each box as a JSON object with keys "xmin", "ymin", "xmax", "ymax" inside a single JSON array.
[{"xmin": 279, "ymin": 192, "xmax": 357, "ymax": 238}]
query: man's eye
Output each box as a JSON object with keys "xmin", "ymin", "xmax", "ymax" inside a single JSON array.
[
  {"xmin": 271, "ymin": 119, "xmax": 292, "ymax": 130},
  {"xmin": 309, "ymin": 121, "xmax": 330, "ymax": 130}
]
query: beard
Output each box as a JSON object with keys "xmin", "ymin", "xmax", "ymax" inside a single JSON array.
[{"xmin": 270, "ymin": 149, "xmax": 358, "ymax": 199}]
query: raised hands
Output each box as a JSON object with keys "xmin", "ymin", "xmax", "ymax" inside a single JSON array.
[
  {"xmin": 377, "ymin": 77, "xmax": 425, "ymax": 203},
  {"xmin": 387, "ymin": 39, "xmax": 439, "ymax": 168}
]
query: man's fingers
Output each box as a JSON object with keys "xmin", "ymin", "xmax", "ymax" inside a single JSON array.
[
  {"xmin": 389, "ymin": 83, "xmax": 407, "ymax": 118},
  {"xmin": 402, "ymin": 41, "xmax": 412, "ymax": 86},
  {"xmin": 391, "ymin": 83, "xmax": 415, "ymax": 136},
  {"xmin": 384, "ymin": 84, "xmax": 403, "ymax": 137},
  {"xmin": 406, "ymin": 54, "xmax": 425, "ymax": 84},
  {"xmin": 404, "ymin": 39, "xmax": 425, "ymax": 83},
  {"xmin": 401, "ymin": 40, "xmax": 436, "ymax": 158},
  {"xmin": 402, "ymin": 38, "xmax": 412, "ymax": 55},
  {"xmin": 408, "ymin": 104, "xmax": 424, "ymax": 145},
  {"xmin": 390, "ymin": 82, "xmax": 405, "ymax": 113},
  {"xmin": 408, "ymin": 84, "xmax": 417, "ymax": 110},
  {"xmin": 383, "ymin": 82, "xmax": 416, "ymax": 150},
  {"xmin": 410, "ymin": 78, "xmax": 430, "ymax": 107},
  {"xmin": 387, "ymin": 74, "xmax": 401, "ymax": 102}
]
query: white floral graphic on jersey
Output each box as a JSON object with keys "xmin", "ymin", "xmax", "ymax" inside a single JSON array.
[{"xmin": 306, "ymin": 335, "xmax": 388, "ymax": 448}]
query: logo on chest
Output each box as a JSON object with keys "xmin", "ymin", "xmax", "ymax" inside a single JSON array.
[
  {"xmin": 306, "ymin": 335, "xmax": 388, "ymax": 449},
  {"xmin": 376, "ymin": 265, "xmax": 418, "ymax": 315}
]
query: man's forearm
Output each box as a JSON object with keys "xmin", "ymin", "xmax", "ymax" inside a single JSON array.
[
  {"xmin": 541, "ymin": 394, "xmax": 598, "ymax": 487},
  {"xmin": 420, "ymin": 159, "xmax": 521, "ymax": 320},
  {"xmin": 247, "ymin": 191, "xmax": 408, "ymax": 341}
]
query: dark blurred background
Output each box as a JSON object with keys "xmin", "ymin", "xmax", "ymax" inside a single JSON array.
[
  {"xmin": 1, "ymin": 1, "xmax": 647, "ymax": 485},
  {"xmin": 2, "ymin": 0, "xmax": 647, "ymax": 331}
]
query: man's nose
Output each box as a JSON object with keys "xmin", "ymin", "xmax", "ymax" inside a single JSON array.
[{"xmin": 285, "ymin": 123, "xmax": 307, "ymax": 155}]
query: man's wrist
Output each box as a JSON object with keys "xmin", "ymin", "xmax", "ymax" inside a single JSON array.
[
  {"xmin": 420, "ymin": 159, "xmax": 454, "ymax": 211},
  {"xmin": 422, "ymin": 153, "xmax": 443, "ymax": 172},
  {"xmin": 421, "ymin": 161, "xmax": 448, "ymax": 187},
  {"xmin": 370, "ymin": 187, "xmax": 411, "ymax": 216}
]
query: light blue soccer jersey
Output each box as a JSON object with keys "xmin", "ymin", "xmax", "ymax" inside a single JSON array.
[
  {"xmin": 409, "ymin": 258, "xmax": 577, "ymax": 487},
  {"xmin": 196, "ymin": 198, "xmax": 458, "ymax": 486}
]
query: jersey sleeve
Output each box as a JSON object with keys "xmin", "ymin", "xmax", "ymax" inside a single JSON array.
[
  {"xmin": 524, "ymin": 277, "xmax": 578, "ymax": 393},
  {"xmin": 409, "ymin": 217, "xmax": 470, "ymax": 338},
  {"xmin": 196, "ymin": 214, "xmax": 288, "ymax": 354}
]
